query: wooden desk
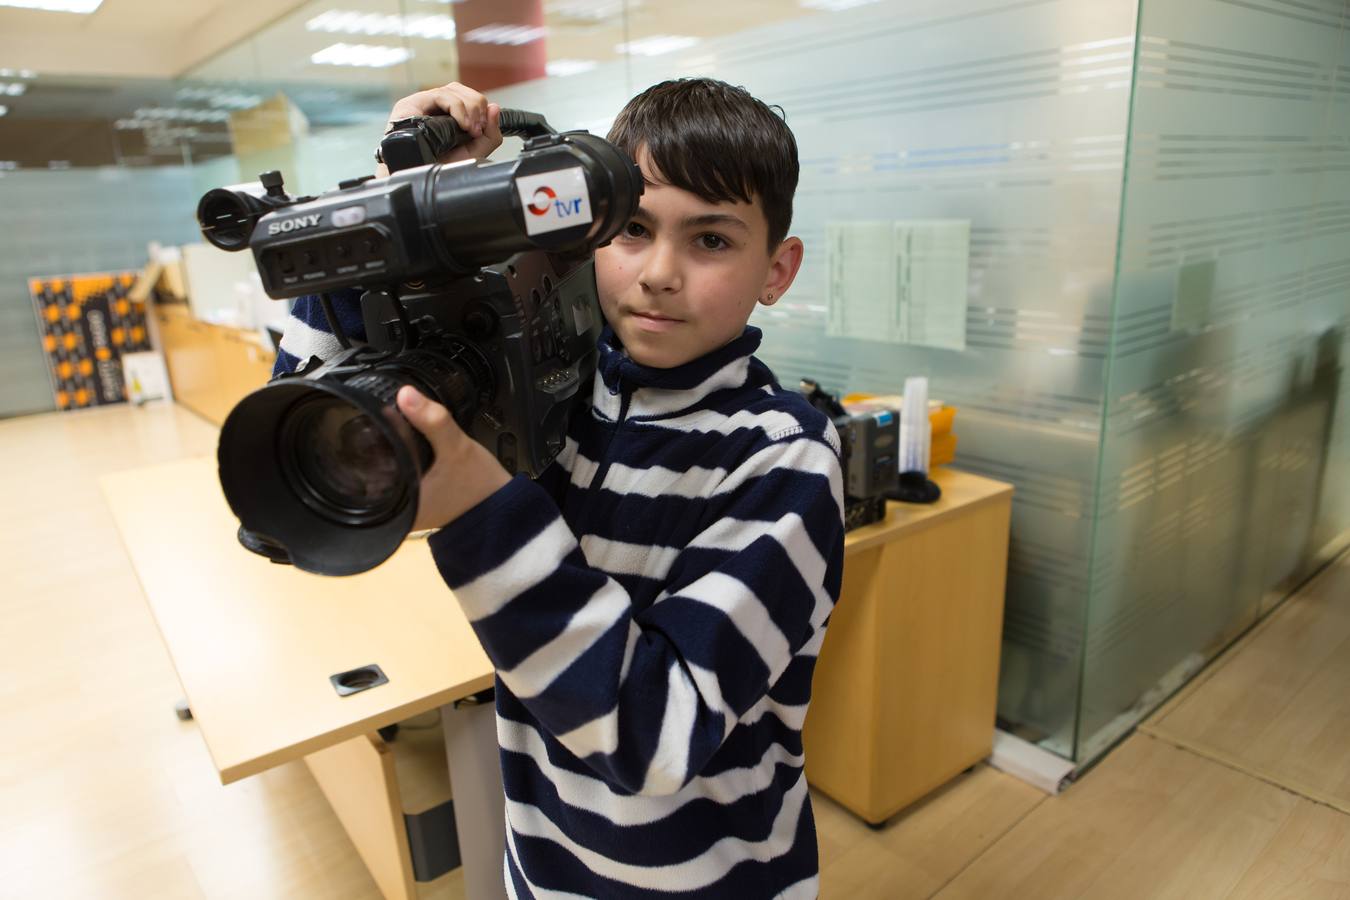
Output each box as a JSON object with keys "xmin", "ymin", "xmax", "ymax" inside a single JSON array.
[
  {"xmin": 803, "ymin": 467, "xmax": 1013, "ymax": 825},
  {"xmin": 101, "ymin": 457, "xmax": 502, "ymax": 900},
  {"xmin": 155, "ymin": 304, "xmax": 275, "ymax": 426}
]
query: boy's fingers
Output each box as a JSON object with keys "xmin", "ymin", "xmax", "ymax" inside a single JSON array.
[
  {"xmin": 388, "ymin": 83, "xmax": 487, "ymax": 135},
  {"xmin": 432, "ymin": 84, "xmax": 487, "ymax": 135},
  {"xmin": 388, "ymin": 89, "xmax": 440, "ymax": 122},
  {"xmin": 455, "ymin": 103, "xmax": 503, "ymax": 162},
  {"xmin": 484, "ymin": 103, "xmax": 502, "ymax": 142},
  {"xmin": 433, "ymin": 92, "xmax": 472, "ymax": 133},
  {"xmin": 397, "ymin": 386, "xmax": 456, "ymax": 454},
  {"xmin": 445, "ymin": 84, "xmax": 489, "ymax": 130},
  {"xmin": 385, "ymin": 84, "xmax": 496, "ymax": 165}
]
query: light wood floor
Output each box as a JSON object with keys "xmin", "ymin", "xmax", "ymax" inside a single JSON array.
[
  {"xmin": 2, "ymin": 402, "xmax": 1347, "ymax": 899},
  {"xmin": 1140, "ymin": 558, "xmax": 1350, "ymax": 815}
]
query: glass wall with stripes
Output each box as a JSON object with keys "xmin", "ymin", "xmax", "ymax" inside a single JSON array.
[{"xmin": 1079, "ymin": 0, "xmax": 1349, "ymax": 762}]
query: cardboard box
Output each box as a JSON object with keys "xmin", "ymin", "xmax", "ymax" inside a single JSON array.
[{"xmin": 129, "ymin": 258, "xmax": 188, "ymax": 305}]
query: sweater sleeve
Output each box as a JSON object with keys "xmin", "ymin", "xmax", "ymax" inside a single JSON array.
[
  {"xmin": 272, "ymin": 289, "xmax": 367, "ymax": 376},
  {"xmin": 427, "ymin": 430, "xmax": 845, "ymax": 797}
]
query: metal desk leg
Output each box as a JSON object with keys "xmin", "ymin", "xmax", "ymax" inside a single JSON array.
[{"xmin": 441, "ymin": 693, "xmax": 507, "ymax": 900}]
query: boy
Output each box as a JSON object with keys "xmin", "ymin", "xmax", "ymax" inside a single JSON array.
[{"xmin": 279, "ymin": 79, "xmax": 844, "ymax": 898}]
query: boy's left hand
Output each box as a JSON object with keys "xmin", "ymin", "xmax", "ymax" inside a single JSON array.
[{"xmin": 396, "ymin": 385, "xmax": 512, "ymax": 532}]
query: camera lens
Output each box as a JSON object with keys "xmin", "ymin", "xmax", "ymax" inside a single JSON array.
[
  {"xmin": 283, "ymin": 396, "xmax": 405, "ymax": 524},
  {"xmin": 217, "ymin": 339, "xmax": 494, "ymax": 575}
]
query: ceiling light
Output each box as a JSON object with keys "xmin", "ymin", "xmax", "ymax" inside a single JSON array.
[
  {"xmin": 464, "ymin": 24, "xmax": 548, "ymax": 45},
  {"xmin": 547, "ymin": 0, "xmax": 627, "ymax": 20},
  {"xmin": 546, "ymin": 59, "xmax": 598, "ymax": 77},
  {"xmin": 614, "ymin": 35, "xmax": 698, "ymax": 56},
  {"xmin": 133, "ymin": 106, "xmax": 231, "ymax": 123},
  {"xmin": 307, "ymin": 10, "xmax": 456, "ymax": 41},
  {"xmin": 206, "ymin": 92, "xmax": 263, "ymax": 109},
  {"xmin": 0, "ymin": 105, "xmax": 7, "ymax": 116},
  {"xmin": 402, "ymin": 15, "xmax": 456, "ymax": 40},
  {"xmin": 19, "ymin": 69, "xmax": 35, "ymax": 78},
  {"xmin": 0, "ymin": 0, "xmax": 102, "ymax": 11},
  {"xmin": 2, "ymin": 82, "xmax": 28, "ymax": 96},
  {"xmin": 799, "ymin": 0, "xmax": 881, "ymax": 10},
  {"xmin": 311, "ymin": 42, "xmax": 414, "ymax": 68},
  {"xmin": 175, "ymin": 87, "xmax": 262, "ymax": 109}
]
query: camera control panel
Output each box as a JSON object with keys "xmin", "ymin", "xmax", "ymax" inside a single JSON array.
[{"xmin": 260, "ymin": 224, "xmax": 395, "ymax": 294}]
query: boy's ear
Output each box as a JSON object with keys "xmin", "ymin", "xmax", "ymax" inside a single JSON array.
[{"xmin": 759, "ymin": 236, "xmax": 804, "ymax": 307}]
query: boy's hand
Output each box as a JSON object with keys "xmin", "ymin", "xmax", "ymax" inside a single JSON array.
[
  {"xmin": 376, "ymin": 82, "xmax": 504, "ymax": 177},
  {"xmin": 396, "ymin": 385, "xmax": 511, "ymax": 532}
]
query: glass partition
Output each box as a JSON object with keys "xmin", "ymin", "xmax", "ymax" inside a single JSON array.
[
  {"xmin": 1079, "ymin": 0, "xmax": 1350, "ymax": 762},
  {"xmin": 2, "ymin": 0, "xmax": 1343, "ymax": 765}
]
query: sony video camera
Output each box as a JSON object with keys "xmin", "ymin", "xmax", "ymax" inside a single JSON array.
[
  {"xmin": 197, "ymin": 111, "xmax": 642, "ymax": 575},
  {"xmin": 800, "ymin": 379, "xmax": 900, "ymax": 531}
]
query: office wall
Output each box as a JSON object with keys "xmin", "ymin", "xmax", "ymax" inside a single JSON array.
[
  {"xmin": 0, "ymin": 167, "xmax": 202, "ymax": 417},
  {"xmin": 1078, "ymin": 0, "xmax": 1350, "ymax": 761},
  {"xmin": 10, "ymin": 0, "xmax": 1342, "ymax": 762},
  {"xmin": 490, "ymin": 0, "xmax": 1139, "ymax": 758}
]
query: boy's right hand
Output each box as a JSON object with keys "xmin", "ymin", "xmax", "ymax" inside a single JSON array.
[{"xmin": 377, "ymin": 82, "xmax": 503, "ymax": 176}]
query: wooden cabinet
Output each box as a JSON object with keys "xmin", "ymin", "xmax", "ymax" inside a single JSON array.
[
  {"xmin": 803, "ymin": 467, "xmax": 1013, "ymax": 825},
  {"xmin": 155, "ymin": 303, "xmax": 274, "ymax": 426}
]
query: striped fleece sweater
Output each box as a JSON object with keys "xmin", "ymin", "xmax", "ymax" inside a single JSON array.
[{"xmin": 278, "ymin": 293, "xmax": 845, "ymax": 898}]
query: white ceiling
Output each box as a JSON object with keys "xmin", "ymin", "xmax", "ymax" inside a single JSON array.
[
  {"xmin": 0, "ymin": 0, "xmax": 316, "ymax": 79},
  {"xmin": 0, "ymin": 0, "xmax": 827, "ymax": 84},
  {"xmin": 0, "ymin": 0, "xmax": 861, "ymax": 167}
]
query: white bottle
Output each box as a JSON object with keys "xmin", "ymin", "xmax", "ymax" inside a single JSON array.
[{"xmin": 899, "ymin": 376, "xmax": 930, "ymax": 475}]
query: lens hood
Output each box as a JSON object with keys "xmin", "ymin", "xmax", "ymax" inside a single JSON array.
[{"xmin": 218, "ymin": 377, "xmax": 426, "ymax": 576}]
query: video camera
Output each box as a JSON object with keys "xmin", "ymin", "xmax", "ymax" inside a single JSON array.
[
  {"xmin": 800, "ymin": 379, "xmax": 900, "ymax": 531},
  {"xmin": 197, "ymin": 111, "xmax": 642, "ymax": 576}
]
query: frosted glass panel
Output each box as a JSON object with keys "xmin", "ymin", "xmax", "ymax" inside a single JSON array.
[{"xmin": 1079, "ymin": 0, "xmax": 1350, "ymax": 761}]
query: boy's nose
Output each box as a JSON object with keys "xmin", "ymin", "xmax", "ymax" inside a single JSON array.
[{"xmin": 638, "ymin": 241, "xmax": 682, "ymax": 294}]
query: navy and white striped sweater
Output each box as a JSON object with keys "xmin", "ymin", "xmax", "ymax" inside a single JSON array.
[{"xmin": 279, "ymin": 293, "xmax": 845, "ymax": 898}]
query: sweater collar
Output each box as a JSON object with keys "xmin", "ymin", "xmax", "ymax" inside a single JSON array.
[{"xmin": 592, "ymin": 324, "xmax": 764, "ymax": 418}]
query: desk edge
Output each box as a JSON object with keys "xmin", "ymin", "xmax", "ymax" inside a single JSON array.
[
  {"xmin": 216, "ymin": 670, "xmax": 497, "ymax": 785},
  {"xmin": 845, "ymin": 486, "xmax": 1014, "ymax": 556}
]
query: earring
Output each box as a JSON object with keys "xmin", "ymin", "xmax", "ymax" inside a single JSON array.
[{"xmin": 765, "ymin": 292, "xmax": 774, "ymax": 302}]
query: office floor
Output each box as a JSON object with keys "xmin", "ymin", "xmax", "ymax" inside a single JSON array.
[{"xmin": 2, "ymin": 401, "xmax": 1347, "ymax": 899}]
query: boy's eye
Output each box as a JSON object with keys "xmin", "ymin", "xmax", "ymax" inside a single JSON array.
[
  {"xmin": 698, "ymin": 233, "xmax": 728, "ymax": 251},
  {"xmin": 623, "ymin": 221, "xmax": 648, "ymax": 239}
]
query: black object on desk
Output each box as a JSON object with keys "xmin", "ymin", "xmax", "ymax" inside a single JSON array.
[{"xmin": 888, "ymin": 471, "xmax": 942, "ymax": 504}]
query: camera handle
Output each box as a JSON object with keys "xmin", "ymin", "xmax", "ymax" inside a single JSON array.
[
  {"xmin": 363, "ymin": 107, "xmax": 563, "ymax": 346},
  {"xmin": 319, "ymin": 288, "xmax": 417, "ymax": 356},
  {"xmin": 379, "ymin": 109, "xmax": 558, "ymax": 174}
]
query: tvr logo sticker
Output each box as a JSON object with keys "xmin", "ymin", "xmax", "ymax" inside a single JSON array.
[
  {"xmin": 517, "ymin": 168, "xmax": 593, "ymax": 236},
  {"xmin": 527, "ymin": 186, "xmax": 556, "ymax": 216}
]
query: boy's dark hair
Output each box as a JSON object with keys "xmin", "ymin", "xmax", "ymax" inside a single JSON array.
[{"xmin": 607, "ymin": 78, "xmax": 799, "ymax": 251}]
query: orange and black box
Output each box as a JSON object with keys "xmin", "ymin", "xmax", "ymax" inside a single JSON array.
[{"xmin": 29, "ymin": 272, "xmax": 151, "ymax": 411}]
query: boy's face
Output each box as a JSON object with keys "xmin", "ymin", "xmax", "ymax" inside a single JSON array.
[{"xmin": 594, "ymin": 148, "xmax": 803, "ymax": 369}]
